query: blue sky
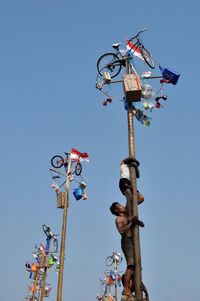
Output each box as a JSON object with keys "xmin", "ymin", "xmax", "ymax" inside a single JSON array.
[{"xmin": 0, "ymin": 1, "xmax": 200, "ymax": 301}]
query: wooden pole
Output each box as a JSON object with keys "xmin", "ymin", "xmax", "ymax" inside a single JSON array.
[
  {"xmin": 31, "ymin": 269, "xmax": 40, "ymax": 301},
  {"xmin": 40, "ymin": 238, "xmax": 50, "ymax": 301},
  {"xmin": 57, "ymin": 158, "xmax": 71, "ymax": 301},
  {"xmin": 125, "ymin": 58, "xmax": 143, "ymax": 301},
  {"xmin": 114, "ymin": 259, "xmax": 118, "ymax": 301},
  {"xmin": 40, "ymin": 267, "xmax": 47, "ymax": 301}
]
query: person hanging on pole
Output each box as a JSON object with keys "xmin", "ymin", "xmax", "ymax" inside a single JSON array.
[
  {"xmin": 110, "ymin": 202, "xmax": 144, "ymax": 297},
  {"xmin": 121, "ymin": 273, "xmax": 149, "ymax": 301},
  {"xmin": 119, "ymin": 157, "xmax": 144, "ymax": 216}
]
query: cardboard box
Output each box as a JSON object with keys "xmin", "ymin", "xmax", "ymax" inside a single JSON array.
[
  {"xmin": 123, "ymin": 74, "xmax": 141, "ymax": 102},
  {"xmin": 57, "ymin": 192, "xmax": 67, "ymax": 209}
]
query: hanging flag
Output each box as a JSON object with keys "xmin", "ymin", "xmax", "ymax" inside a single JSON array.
[
  {"xmin": 40, "ymin": 243, "xmax": 46, "ymax": 253},
  {"xmin": 126, "ymin": 40, "xmax": 144, "ymax": 61},
  {"xmin": 70, "ymin": 148, "xmax": 89, "ymax": 162}
]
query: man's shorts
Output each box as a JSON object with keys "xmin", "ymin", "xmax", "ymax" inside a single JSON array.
[
  {"xmin": 119, "ymin": 178, "xmax": 131, "ymax": 195},
  {"xmin": 121, "ymin": 236, "xmax": 134, "ymax": 266}
]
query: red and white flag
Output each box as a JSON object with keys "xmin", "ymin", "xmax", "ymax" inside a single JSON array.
[
  {"xmin": 40, "ymin": 243, "xmax": 46, "ymax": 252},
  {"xmin": 126, "ymin": 40, "xmax": 144, "ymax": 61},
  {"xmin": 70, "ymin": 148, "xmax": 89, "ymax": 162}
]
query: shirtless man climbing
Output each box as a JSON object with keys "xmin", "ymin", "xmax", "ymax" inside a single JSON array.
[
  {"xmin": 119, "ymin": 157, "xmax": 144, "ymax": 216},
  {"xmin": 110, "ymin": 202, "xmax": 144, "ymax": 297}
]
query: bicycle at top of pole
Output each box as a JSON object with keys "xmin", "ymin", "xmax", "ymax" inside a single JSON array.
[
  {"xmin": 96, "ymin": 28, "xmax": 155, "ymax": 79},
  {"xmin": 105, "ymin": 252, "xmax": 122, "ymax": 267},
  {"xmin": 51, "ymin": 152, "xmax": 82, "ymax": 176},
  {"xmin": 42, "ymin": 224, "xmax": 59, "ymax": 252}
]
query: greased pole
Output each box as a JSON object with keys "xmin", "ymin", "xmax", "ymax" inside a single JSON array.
[
  {"xmin": 125, "ymin": 58, "xmax": 143, "ymax": 301},
  {"xmin": 57, "ymin": 157, "xmax": 71, "ymax": 301}
]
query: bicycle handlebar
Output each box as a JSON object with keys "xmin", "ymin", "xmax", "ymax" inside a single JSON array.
[{"xmin": 128, "ymin": 27, "xmax": 149, "ymax": 42}]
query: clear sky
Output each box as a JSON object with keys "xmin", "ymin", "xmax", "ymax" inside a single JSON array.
[{"xmin": 0, "ymin": 1, "xmax": 200, "ymax": 301}]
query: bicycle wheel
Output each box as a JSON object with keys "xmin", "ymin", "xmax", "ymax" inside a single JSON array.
[
  {"xmin": 97, "ymin": 53, "xmax": 122, "ymax": 78},
  {"xmin": 53, "ymin": 238, "xmax": 58, "ymax": 252},
  {"xmin": 75, "ymin": 162, "xmax": 82, "ymax": 176},
  {"xmin": 51, "ymin": 155, "xmax": 64, "ymax": 169},
  {"xmin": 105, "ymin": 256, "xmax": 113, "ymax": 266},
  {"xmin": 140, "ymin": 46, "xmax": 155, "ymax": 69}
]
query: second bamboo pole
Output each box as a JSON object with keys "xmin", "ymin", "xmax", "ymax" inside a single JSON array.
[{"xmin": 57, "ymin": 158, "xmax": 71, "ymax": 301}]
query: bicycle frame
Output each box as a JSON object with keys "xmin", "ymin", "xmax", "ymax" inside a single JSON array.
[
  {"xmin": 126, "ymin": 39, "xmax": 141, "ymax": 55},
  {"xmin": 51, "ymin": 154, "xmax": 82, "ymax": 174},
  {"xmin": 113, "ymin": 28, "xmax": 148, "ymax": 59}
]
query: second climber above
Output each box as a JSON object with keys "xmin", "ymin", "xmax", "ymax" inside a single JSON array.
[{"xmin": 119, "ymin": 157, "xmax": 144, "ymax": 216}]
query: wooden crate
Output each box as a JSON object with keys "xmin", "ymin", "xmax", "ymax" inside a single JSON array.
[
  {"xmin": 57, "ymin": 192, "xmax": 67, "ymax": 209},
  {"xmin": 123, "ymin": 74, "xmax": 141, "ymax": 102},
  {"xmin": 39, "ymin": 256, "xmax": 49, "ymax": 268}
]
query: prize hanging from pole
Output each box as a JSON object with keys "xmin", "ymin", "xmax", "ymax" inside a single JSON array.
[
  {"xmin": 95, "ymin": 28, "xmax": 180, "ymax": 127},
  {"xmin": 49, "ymin": 148, "xmax": 89, "ymax": 202}
]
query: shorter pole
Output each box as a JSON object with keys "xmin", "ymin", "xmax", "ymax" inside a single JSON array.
[
  {"xmin": 32, "ymin": 269, "xmax": 40, "ymax": 301},
  {"xmin": 40, "ymin": 238, "xmax": 50, "ymax": 301},
  {"xmin": 40, "ymin": 268, "xmax": 47, "ymax": 301},
  {"xmin": 57, "ymin": 158, "xmax": 71, "ymax": 301}
]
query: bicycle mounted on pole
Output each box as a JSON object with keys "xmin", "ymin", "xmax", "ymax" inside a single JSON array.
[
  {"xmin": 96, "ymin": 28, "xmax": 155, "ymax": 79},
  {"xmin": 51, "ymin": 152, "xmax": 82, "ymax": 176}
]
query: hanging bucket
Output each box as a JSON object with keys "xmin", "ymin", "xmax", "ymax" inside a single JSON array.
[
  {"xmin": 73, "ymin": 187, "xmax": 83, "ymax": 200},
  {"xmin": 159, "ymin": 65, "xmax": 180, "ymax": 85}
]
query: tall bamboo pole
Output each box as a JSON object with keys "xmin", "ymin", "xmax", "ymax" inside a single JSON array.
[
  {"xmin": 57, "ymin": 158, "xmax": 71, "ymax": 301},
  {"xmin": 125, "ymin": 58, "xmax": 143, "ymax": 301}
]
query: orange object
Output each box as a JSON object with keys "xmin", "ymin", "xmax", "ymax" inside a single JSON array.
[
  {"xmin": 30, "ymin": 284, "xmax": 36, "ymax": 294},
  {"xmin": 106, "ymin": 275, "xmax": 111, "ymax": 285},
  {"xmin": 31, "ymin": 263, "xmax": 38, "ymax": 272}
]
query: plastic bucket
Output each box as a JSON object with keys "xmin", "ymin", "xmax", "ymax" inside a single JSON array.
[
  {"xmin": 159, "ymin": 65, "xmax": 180, "ymax": 85},
  {"xmin": 73, "ymin": 187, "xmax": 83, "ymax": 200}
]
